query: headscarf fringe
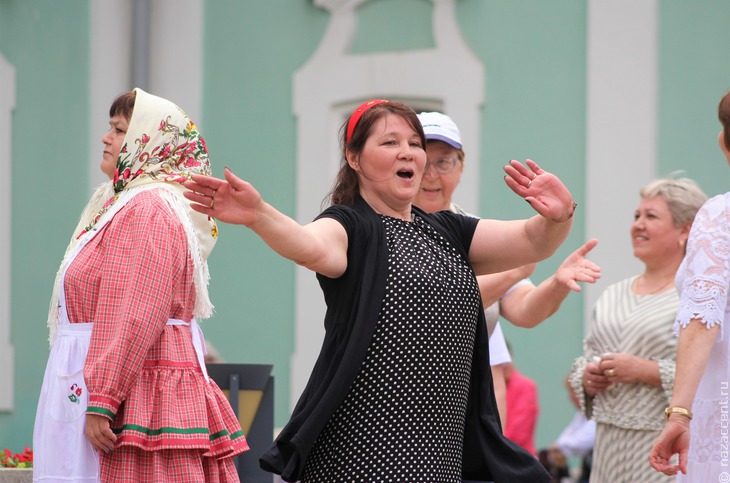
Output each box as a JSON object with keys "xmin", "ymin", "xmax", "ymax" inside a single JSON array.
[
  {"xmin": 45, "ymin": 88, "xmax": 217, "ymax": 345},
  {"xmin": 156, "ymin": 186, "xmax": 214, "ymax": 320}
]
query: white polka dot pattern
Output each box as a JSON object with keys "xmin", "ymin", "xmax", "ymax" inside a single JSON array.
[{"xmin": 301, "ymin": 214, "xmax": 481, "ymax": 482}]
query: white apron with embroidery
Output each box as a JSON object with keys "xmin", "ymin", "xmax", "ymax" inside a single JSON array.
[{"xmin": 33, "ymin": 186, "xmax": 210, "ymax": 482}]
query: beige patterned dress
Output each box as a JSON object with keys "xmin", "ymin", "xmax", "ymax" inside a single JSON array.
[{"xmin": 570, "ymin": 276, "xmax": 677, "ymax": 482}]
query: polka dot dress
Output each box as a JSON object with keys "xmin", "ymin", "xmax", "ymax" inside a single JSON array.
[{"xmin": 301, "ymin": 213, "xmax": 481, "ymax": 482}]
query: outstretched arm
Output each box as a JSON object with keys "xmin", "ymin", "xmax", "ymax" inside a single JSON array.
[
  {"xmin": 184, "ymin": 167, "xmax": 348, "ymax": 278},
  {"xmin": 477, "ymin": 264, "xmax": 536, "ymax": 308},
  {"xmin": 648, "ymin": 319, "xmax": 720, "ymax": 476},
  {"xmin": 470, "ymin": 160, "xmax": 576, "ymax": 275},
  {"xmin": 499, "ymin": 239, "xmax": 600, "ymax": 327}
]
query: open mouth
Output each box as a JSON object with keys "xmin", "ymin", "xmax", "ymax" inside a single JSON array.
[{"xmin": 397, "ymin": 168, "xmax": 414, "ymax": 179}]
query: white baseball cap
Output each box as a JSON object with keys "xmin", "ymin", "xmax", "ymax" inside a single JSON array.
[{"xmin": 417, "ymin": 111, "xmax": 462, "ymax": 149}]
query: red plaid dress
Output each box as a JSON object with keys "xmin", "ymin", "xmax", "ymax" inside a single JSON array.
[{"xmin": 65, "ymin": 190, "xmax": 247, "ymax": 482}]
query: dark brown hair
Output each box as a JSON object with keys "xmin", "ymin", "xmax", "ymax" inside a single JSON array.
[
  {"xmin": 719, "ymin": 90, "xmax": 730, "ymax": 152},
  {"xmin": 325, "ymin": 101, "xmax": 426, "ymax": 207},
  {"xmin": 109, "ymin": 91, "xmax": 136, "ymax": 121}
]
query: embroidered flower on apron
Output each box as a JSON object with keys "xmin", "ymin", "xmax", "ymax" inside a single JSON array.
[{"xmin": 68, "ymin": 383, "xmax": 83, "ymax": 404}]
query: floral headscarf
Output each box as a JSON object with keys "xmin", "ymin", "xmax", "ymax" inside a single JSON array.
[{"xmin": 47, "ymin": 88, "xmax": 217, "ymax": 343}]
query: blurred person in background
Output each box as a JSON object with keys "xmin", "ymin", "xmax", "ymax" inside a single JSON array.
[{"xmin": 572, "ymin": 176, "xmax": 707, "ymax": 482}]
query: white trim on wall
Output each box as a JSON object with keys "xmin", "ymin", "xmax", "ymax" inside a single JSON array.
[
  {"xmin": 0, "ymin": 51, "xmax": 16, "ymax": 411},
  {"xmin": 89, "ymin": 0, "xmax": 133, "ymax": 189},
  {"xmin": 88, "ymin": 0, "xmax": 202, "ymax": 191},
  {"xmin": 584, "ymin": 0, "xmax": 658, "ymax": 328},
  {"xmin": 149, "ymin": 0, "xmax": 203, "ymax": 125},
  {"xmin": 290, "ymin": 0, "xmax": 485, "ymax": 409}
]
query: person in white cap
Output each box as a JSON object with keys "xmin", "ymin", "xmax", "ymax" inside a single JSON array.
[{"xmin": 415, "ymin": 111, "xmax": 601, "ymax": 428}]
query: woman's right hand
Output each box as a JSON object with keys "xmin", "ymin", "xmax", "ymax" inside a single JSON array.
[
  {"xmin": 648, "ymin": 417, "xmax": 690, "ymax": 475},
  {"xmin": 582, "ymin": 360, "xmax": 612, "ymax": 396},
  {"xmin": 85, "ymin": 413, "xmax": 116, "ymax": 453},
  {"xmin": 184, "ymin": 167, "xmax": 263, "ymax": 227}
]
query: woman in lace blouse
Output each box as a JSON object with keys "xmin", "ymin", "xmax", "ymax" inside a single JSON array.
[
  {"xmin": 571, "ymin": 177, "xmax": 707, "ymax": 482},
  {"xmin": 650, "ymin": 91, "xmax": 730, "ymax": 481}
]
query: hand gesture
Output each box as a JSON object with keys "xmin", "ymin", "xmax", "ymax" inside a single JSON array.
[
  {"xmin": 85, "ymin": 413, "xmax": 116, "ymax": 453},
  {"xmin": 183, "ymin": 167, "xmax": 263, "ymax": 227},
  {"xmin": 582, "ymin": 360, "xmax": 612, "ymax": 397},
  {"xmin": 503, "ymin": 159, "xmax": 575, "ymax": 222},
  {"xmin": 554, "ymin": 239, "xmax": 601, "ymax": 292},
  {"xmin": 598, "ymin": 352, "xmax": 644, "ymax": 385},
  {"xmin": 648, "ymin": 418, "xmax": 690, "ymax": 476}
]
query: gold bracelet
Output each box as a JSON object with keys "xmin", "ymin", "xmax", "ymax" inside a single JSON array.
[{"xmin": 665, "ymin": 406, "xmax": 692, "ymax": 421}]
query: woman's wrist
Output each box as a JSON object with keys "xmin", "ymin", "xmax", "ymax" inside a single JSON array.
[
  {"xmin": 552, "ymin": 201, "xmax": 577, "ymax": 223},
  {"xmin": 665, "ymin": 406, "xmax": 693, "ymax": 421}
]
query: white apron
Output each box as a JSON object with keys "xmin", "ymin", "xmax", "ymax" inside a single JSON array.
[
  {"xmin": 33, "ymin": 239, "xmax": 99, "ymax": 481},
  {"xmin": 33, "ymin": 187, "xmax": 210, "ymax": 482}
]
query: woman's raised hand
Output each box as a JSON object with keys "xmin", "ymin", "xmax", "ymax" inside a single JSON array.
[
  {"xmin": 184, "ymin": 167, "xmax": 262, "ymax": 226},
  {"xmin": 503, "ymin": 159, "xmax": 575, "ymax": 222}
]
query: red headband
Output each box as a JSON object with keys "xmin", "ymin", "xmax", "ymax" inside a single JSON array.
[{"xmin": 346, "ymin": 99, "xmax": 388, "ymax": 143}]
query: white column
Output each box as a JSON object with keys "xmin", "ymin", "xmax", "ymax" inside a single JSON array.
[
  {"xmin": 584, "ymin": 0, "xmax": 658, "ymax": 327},
  {"xmin": 89, "ymin": 0, "xmax": 202, "ymax": 192},
  {"xmin": 89, "ymin": 0, "xmax": 133, "ymax": 189},
  {"xmin": 148, "ymin": 0, "xmax": 203, "ymax": 123},
  {"xmin": 0, "ymin": 52, "xmax": 16, "ymax": 411}
]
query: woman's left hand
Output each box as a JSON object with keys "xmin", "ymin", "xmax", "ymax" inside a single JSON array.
[
  {"xmin": 598, "ymin": 352, "xmax": 644, "ymax": 384},
  {"xmin": 503, "ymin": 159, "xmax": 575, "ymax": 222},
  {"xmin": 553, "ymin": 238, "xmax": 601, "ymax": 291}
]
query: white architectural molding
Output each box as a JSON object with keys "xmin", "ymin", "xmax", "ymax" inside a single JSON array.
[
  {"xmin": 90, "ymin": 0, "xmax": 133, "ymax": 189},
  {"xmin": 89, "ymin": 0, "xmax": 202, "ymax": 190},
  {"xmin": 291, "ymin": 0, "xmax": 485, "ymax": 408},
  {"xmin": 149, "ymin": 0, "xmax": 203, "ymax": 124},
  {"xmin": 0, "ymin": 51, "xmax": 16, "ymax": 411},
  {"xmin": 585, "ymin": 0, "xmax": 658, "ymax": 328}
]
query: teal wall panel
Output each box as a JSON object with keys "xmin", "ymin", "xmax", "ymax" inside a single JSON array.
[
  {"xmin": 202, "ymin": 0, "xmax": 329, "ymax": 429},
  {"xmin": 0, "ymin": 0, "xmax": 90, "ymax": 450},
  {"xmin": 353, "ymin": 0, "xmax": 434, "ymax": 53},
  {"xmin": 659, "ymin": 0, "xmax": 730, "ymax": 199},
  {"xmin": 459, "ymin": 0, "xmax": 589, "ymax": 450}
]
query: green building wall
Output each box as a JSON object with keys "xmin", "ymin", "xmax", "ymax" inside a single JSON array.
[{"xmin": 0, "ymin": 0, "xmax": 91, "ymax": 452}]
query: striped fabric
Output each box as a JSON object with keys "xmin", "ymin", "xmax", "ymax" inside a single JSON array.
[
  {"xmin": 590, "ymin": 423, "xmax": 674, "ymax": 482},
  {"xmin": 573, "ymin": 276, "xmax": 678, "ymax": 430},
  {"xmin": 570, "ymin": 276, "xmax": 679, "ymax": 482}
]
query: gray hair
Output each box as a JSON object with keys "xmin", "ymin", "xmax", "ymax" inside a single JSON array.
[{"xmin": 640, "ymin": 176, "xmax": 708, "ymax": 226}]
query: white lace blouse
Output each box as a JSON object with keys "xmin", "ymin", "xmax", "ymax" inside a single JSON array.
[{"xmin": 674, "ymin": 193, "xmax": 730, "ymax": 481}]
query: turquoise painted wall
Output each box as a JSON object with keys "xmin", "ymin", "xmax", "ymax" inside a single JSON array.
[
  {"xmin": 0, "ymin": 0, "xmax": 90, "ymax": 450},
  {"xmin": 460, "ymin": 0, "xmax": 589, "ymax": 451},
  {"xmin": 201, "ymin": 0, "xmax": 329, "ymax": 432},
  {"xmin": 659, "ymin": 0, "xmax": 730, "ymax": 199}
]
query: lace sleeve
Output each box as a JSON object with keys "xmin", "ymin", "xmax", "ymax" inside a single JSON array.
[
  {"xmin": 675, "ymin": 195, "xmax": 730, "ymax": 333},
  {"xmin": 570, "ymin": 356, "xmax": 592, "ymax": 418},
  {"xmin": 656, "ymin": 358, "xmax": 675, "ymax": 402}
]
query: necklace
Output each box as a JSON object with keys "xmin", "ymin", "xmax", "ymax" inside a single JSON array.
[{"xmin": 636, "ymin": 274, "xmax": 674, "ymax": 295}]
